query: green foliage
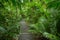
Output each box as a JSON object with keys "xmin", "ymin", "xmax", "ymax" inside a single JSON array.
[
  {"xmin": 0, "ymin": 0, "xmax": 21, "ymax": 40},
  {"xmin": 20, "ymin": 0, "xmax": 60, "ymax": 40},
  {"xmin": 0, "ymin": 0, "xmax": 60, "ymax": 40}
]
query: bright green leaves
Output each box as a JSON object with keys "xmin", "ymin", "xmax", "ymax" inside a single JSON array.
[
  {"xmin": 0, "ymin": 0, "xmax": 21, "ymax": 40},
  {"xmin": 43, "ymin": 0, "xmax": 54, "ymax": 4},
  {"xmin": 20, "ymin": 0, "xmax": 60, "ymax": 40},
  {"xmin": 0, "ymin": 0, "xmax": 60, "ymax": 40},
  {"xmin": 43, "ymin": 32, "xmax": 60, "ymax": 40}
]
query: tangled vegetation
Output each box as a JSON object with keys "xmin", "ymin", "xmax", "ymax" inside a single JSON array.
[{"xmin": 0, "ymin": 0, "xmax": 60, "ymax": 40}]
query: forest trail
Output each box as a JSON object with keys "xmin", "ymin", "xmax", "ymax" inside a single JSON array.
[{"xmin": 18, "ymin": 19, "xmax": 33, "ymax": 40}]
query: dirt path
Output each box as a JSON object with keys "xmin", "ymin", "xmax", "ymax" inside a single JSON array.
[{"xmin": 18, "ymin": 19, "xmax": 33, "ymax": 40}]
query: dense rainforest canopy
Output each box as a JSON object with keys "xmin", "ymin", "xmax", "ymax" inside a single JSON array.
[{"xmin": 0, "ymin": 0, "xmax": 60, "ymax": 40}]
